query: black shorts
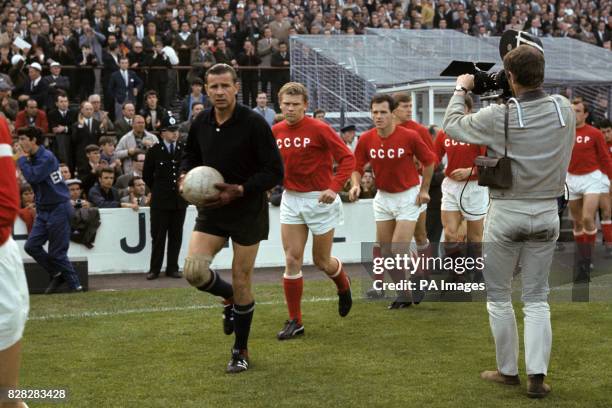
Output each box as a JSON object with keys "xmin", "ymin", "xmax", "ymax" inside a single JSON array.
[{"xmin": 194, "ymin": 196, "xmax": 269, "ymax": 246}]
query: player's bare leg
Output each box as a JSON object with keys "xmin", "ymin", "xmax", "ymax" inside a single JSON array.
[
  {"xmin": 442, "ymin": 210, "xmax": 466, "ymax": 282},
  {"xmin": 226, "ymin": 241, "xmax": 259, "ymax": 373},
  {"xmin": 278, "ymin": 224, "xmax": 308, "ymax": 340},
  {"xmin": 185, "ymin": 232, "xmax": 234, "ymax": 335},
  {"xmin": 0, "ymin": 341, "xmax": 28, "ymax": 408},
  {"xmin": 599, "ymin": 192, "xmax": 612, "ymax": 257},
  {"xmin": 312, "ymin": 229, "xmax": 352, "ymax": 317}
]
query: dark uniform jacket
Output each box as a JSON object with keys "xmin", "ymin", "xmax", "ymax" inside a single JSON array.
[{"xmin": 143, "ymin": 140, "xmax": 188, "ymax": 210}]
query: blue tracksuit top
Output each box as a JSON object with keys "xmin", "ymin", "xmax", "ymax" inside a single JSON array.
[{"xmin": 17, "ymin": 145, "xmax": 70, "ymax": 209}]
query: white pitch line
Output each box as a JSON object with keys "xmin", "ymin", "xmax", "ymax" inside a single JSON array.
[{"xmin": 29, "ymin": 296, "xmax": 338, "ymax": 321}]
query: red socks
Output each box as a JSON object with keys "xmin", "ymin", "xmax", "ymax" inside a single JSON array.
[
  {"xmin": 283, "ymin": 273, "xmax": 303, "ymax": 325},
  {"xmin": 602, "ymin": 221, "xmax": 612, "ymax": 246},
  {"xmin": 329, "ymin": 257, "xmax": 351, "ymax": 294}
]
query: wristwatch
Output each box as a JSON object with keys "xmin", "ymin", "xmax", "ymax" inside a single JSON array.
[{"xmin": 454, "ymin": 85, "xmax": 468, "ymax": 94}]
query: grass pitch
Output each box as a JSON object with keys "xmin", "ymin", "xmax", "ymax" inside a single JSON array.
[{"xmin": 20, "ymin": 278, "xmax": 612, "ymax": 408}]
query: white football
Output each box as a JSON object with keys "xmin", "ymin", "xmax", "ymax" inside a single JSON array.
[{"xmin": 181, "ymin": 166, "xmax": 225, "ymax": 206}]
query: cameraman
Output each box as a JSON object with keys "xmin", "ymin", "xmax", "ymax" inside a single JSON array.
[{"xmin": 443, "ymin": 45, "xmax": 575, "ymax": 398}]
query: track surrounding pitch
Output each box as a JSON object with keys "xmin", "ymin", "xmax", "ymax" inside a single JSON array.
[{"xmin": 21, "ymin": 278, "xmax": 611, "ymax": 408}]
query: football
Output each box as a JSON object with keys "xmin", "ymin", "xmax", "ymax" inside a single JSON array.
[{"xmin": 181, "ymin": 166, "xmax": 225, "ymax": 206}]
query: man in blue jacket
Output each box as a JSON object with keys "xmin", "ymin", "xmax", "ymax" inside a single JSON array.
[{"xmin": 16, "ymin": 127, "xmax": 83, "ymax": 294}]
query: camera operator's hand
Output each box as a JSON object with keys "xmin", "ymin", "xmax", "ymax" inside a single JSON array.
[{"xmin": 456, "ymin": 74, "xmax": 475, "ymax": 91}]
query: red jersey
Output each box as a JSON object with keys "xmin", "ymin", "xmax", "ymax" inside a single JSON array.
[
  {"xmin": 434, "ymin": 130, "xmax": 486, "ymax": 180},
  {"xmin": 354, "ymin": 126, "xmax": 436, "ymax": 193},
  {"xmin": 0, "ymin": 116, "xmax": 20, "ymax": 245},
  {"xmin": 568, "ymin": 124, "xmax": 612, "ymax": 178},
  {"xmin": 273, "ymin": 116, "xmax": 355, "ymax": 192},
  {"xmin": 399, "ymin": 120, "xmax": 435, "ymax": 152}
]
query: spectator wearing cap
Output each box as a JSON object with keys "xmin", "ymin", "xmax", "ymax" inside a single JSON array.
[
  {"xmin": 16, "ymin": 62, "xmax": 48, "ymax": 109},
  {"xmin": 180, "ymin": 78, "xmax": 206, "ymax": 122},
  {"xmin": 66, "ymin": 179, "xmax": 91, "ymax": 209},
  {"xmin": 340, "ymin": 124, "xmax": 358, "ymax": 151},
  {"xmin": 43, "ymin": 62, "xmax": 70, "ymax": 111},
  {"xmin": 143, "ymin": 114, "xmax": 187, "ymax": 280},
  {"xmin": 253, "ymin": 92, "xmax": 276, "ymax": 127},
  {"xmin": 0, "ymin": 76, "xmax": 18, "ymax": 120},
  {"xmin": 15, "ymin": 99, "xmax": 49, "ymax": 133}
]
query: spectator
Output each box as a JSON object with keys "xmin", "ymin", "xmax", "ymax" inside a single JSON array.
[
  {"xmin": 270, "ymin": 10, "xmax": 291, "ymax": 43},
  {"xmin": 114, "ymin": 103, "xmax": 137, "ymax": 138},
  {"xmin": 178, "ymin": 102, "xmax": 205, "ymax": 141},
  {"xmin": 115, "ymin": 115, "xmax": 158, "ymax": 174},
  {"xmin": 42, "ymin": 62, "xmax": 70, "ymax": 110},
  {"xmin": 120, "ymin": 176, "xmax": 150, "ymax": 207},
  {"xmin": 18, "ymin": 183, "xmax": 36, "ymax": 233},
  {"xmin": 257, "ymin": 27, "xmax": 279, "ymax": 95},
  {"xmin": 188, "ymin": 39, "xmax": 216, "ymax": 86},
  {"xmin": 14, "ymin": 99, "xmax": 49, "ymax": 133},
  {"xmin": 0, "ymin": 77, "xmax": 18, "ymax": 120},
  {"xmin": 76, "ymin": 44, "xmax": 97, "ymax": 103},
  {"xmin": 70, "ymin": 101, "xmax": 102, "ymax": 174},
  {"xmin": 109, "ymin": 56, "xmax": 144, "ymax": 121},
  {"xmin": 88, "ymin": 167, "xmax": 138, "ymax": 210},
  {"xmin": 180, "ymin": 79, "xmax": 206, "ymax": 122},
  {"xmin": 79, "ymin": 19, "xmax": 106, "ymax": 62},
  {"xmin": 359, "ymin": 170, "xmax": 377, "ymax": 199},
  {"xmin": 140, "ymin": 90, "xmax": 167, "ymax": 133},
  {"xmin": 237, "ymin": 40, "xmax": 262, "ymax": 108},
  {"xmin": 59, "ymin": 163, "xmax": 72, "ymax": 181},
  {"xmin": 89, "ymin": 94, "xmax": 114, "ymax": 134},
  {"xmin": 148, "ymin": 42, "xmax": 173, "ymax": 109},
  {"xmin": 213, "ymin": 39, "xmax": 237, "ymax": 66},
  {"xmin": 270, "ymin": 41, "xmax": 290, "ymax": 109},
  {"xmin": 116, "ymin": 151, "xmax": 147, "ymax": 190},
  {"xmin": 340, "ymin": 124, "xmax": 358, "ymax": 151},
  {"xmin": 98, "ymin": 136, "xmax": 123, "ymax": 173},
  {"xmin": 16, "ymin": 63, "xmax": 48, "ymax": 109},
  {"xmin": 78, "ymin": 144, "xmax": 107, "ymax": 195},
  {"xmin": 174, "ymin": 21, "xmax": 197, "ymax": 96},
  {"xmin": 47, "ymin": 91, "xmax": 77, "ymax": 166},
  {"xmin": 66, "ymin": 179, "xmax": 91, "ymax": 209},
  {"xmin": 313, "ymin": 109, "xmax": 326, "ymax": 121},
  {"xmin": 253, "ymin": 92, "xmax": 276, "ymax": 127}
]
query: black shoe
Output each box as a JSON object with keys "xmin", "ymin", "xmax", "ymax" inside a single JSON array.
[
  {"xmin": 222, "ymin": 304, "xmax": 234, "ymax": 335},
  {"xmin": 388, "ymin": 297, "xmax": 412, "ymax": 309},
  {"xmin": 146, "ymin": 272, "xmax": 159, "ymax": 280},
  {"xmin": 277, "ymin": 319, "xmax": 305, "ymax": 340},
  {"xmin": 166, "ymin": 271, "xmax": 182, "ymax": 278},
  {"xmin": 45, "ymin": 273, "xmax": 66, "ymax": 294},
  {"xmin": 365, "ymin": 287, "xmax": 385, "ymax": 299},
  {"xmin": 338, "ymin": 285, "xmax": 352, "ymax": 317},
  {"xmin": 226, "ymin": 349, "xmax": 249, "ymax": 374}
]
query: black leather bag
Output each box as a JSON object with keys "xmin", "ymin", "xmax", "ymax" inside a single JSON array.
[{"xmin": 475, "ymin": 103, "xmax": 513, "ymax": 189}]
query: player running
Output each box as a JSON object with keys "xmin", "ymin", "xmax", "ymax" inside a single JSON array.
[
  {"xmin": 273, "ymin": 82, "xmax": 355, "ymax": 340},
  {"xmin": 433, "ymin": 94, "xmax": 488, "ymax": 282},
  {"xmin": 349, "ymin": 94, "xmax": 436, "ymax": 309}
]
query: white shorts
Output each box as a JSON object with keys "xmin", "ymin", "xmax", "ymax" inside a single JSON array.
[
  {"xmin": 0, "ymin": 238, "xmax": 29, "ymax": 351},
  {"xmin": 418, "ymin": 175, "xmax": 427, "ymax": 213},
  {"xmin": 567, "ymin": 170, "xmax": 608, "ymax": 200},
  {"xmin": 373, "ymin": 186, "xmax": 421, "ymax": 222},
  {"xmin": 441, "ymin": 178, "xmax": 489, "ymax": 221},
  {"xmin": 598, "ymin": 171, "xmax": 610, "ymax": 194},
  {"xmin": 280, "ymin": 190, "xmax": 344, "ymax": 235}
]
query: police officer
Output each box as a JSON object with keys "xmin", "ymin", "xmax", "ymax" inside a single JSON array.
[
  {"xmin": 143, "ymin": 113, "xmax": 188, "ymax": 280},
  {"xmin": 16, "ymin": 127, "xmax": 83, "ymax": 294},
  {"xmin": 443, "ymin": 41, "xmax": 575, "ymax": 398}
]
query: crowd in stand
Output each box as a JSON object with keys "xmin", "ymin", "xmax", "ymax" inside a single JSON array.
[{"xmin": 1, "ymin": 0, "xmax": 611, "ymax": 234}]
